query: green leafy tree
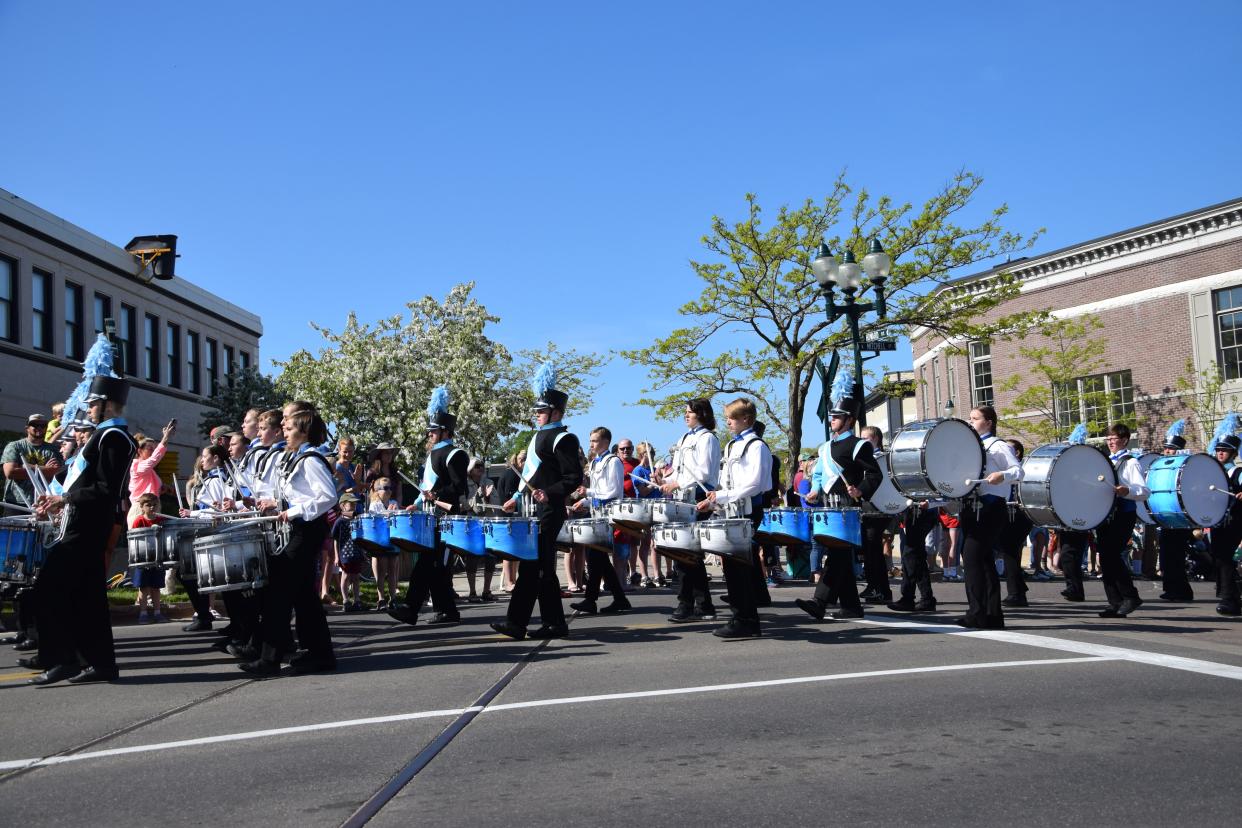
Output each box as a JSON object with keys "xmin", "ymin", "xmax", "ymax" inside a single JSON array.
[
  {"xmin": 621, "ymin": 170, "xmax": 1044, "ymax": 465},
  {"xmin": 1174, "ymin": 359, "xmax": 1242, "ymax": 448},
  {"xmin": 199, "ymin": 367, "xmax": 283, "ymax": 438}
]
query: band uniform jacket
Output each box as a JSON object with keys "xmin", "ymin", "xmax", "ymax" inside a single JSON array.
[
  {"xmin": 428, "ymin": 443, "xmax": 470, "ymax": 516},
  {"xmin": 63, "ymin": 419, "xmax": 136, "ymax": 540},
  {"xmin": 527, "ymin": 425, "xmax": 582, "ymax": 512},
  {"xmin": 822, "ymin": 434, "xmax": 882, "ymax": 503}
]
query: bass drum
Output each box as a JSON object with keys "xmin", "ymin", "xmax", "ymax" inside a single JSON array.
[
  {"xmin": 1132, "ymin": 452, "xmax": 1161, "ymax": 526},
  {"xmin": 863, "ymin": 453, "xmax": 911, "ymax": 516},
  {"xmin": 1146, "ymin": 453, "xmax": 1230, "ymax": 529},
  {"xmin": 888, "ymin": 418, "xmax": 984, "ymax": 500},
  {"xmin": 1018, "ymin": 443, "xmax": 1117, "ymax": 530}
]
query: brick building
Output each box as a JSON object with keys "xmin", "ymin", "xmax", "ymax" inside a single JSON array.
[{"xmin": 911, "ymin": 196, "xmax": 1242, "ymax": 451}]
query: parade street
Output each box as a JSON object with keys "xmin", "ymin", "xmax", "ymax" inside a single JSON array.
[{"xmin": 2, "ymin": 576, "xmax": 1239, "ymax": 827}]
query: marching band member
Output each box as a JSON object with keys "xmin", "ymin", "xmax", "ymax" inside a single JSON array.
[
  {"xmin": 858, "ymin": 426, "xmax": 893, "ymax": 604},
  {"xmin": 241, "ymin": 403, "xmax": 337, "ymax": 677},
  {"xmin": 1095, "ymin": 423, "xmax": 1149, "ymax": 619},
  {"xmin": 1210, "ymin": 416, "xmax": 1242, "ymax": 617},
  {"xmin": 797, "ymin": 383, "xmax": 880, "ymax": 622},
  {"xmin": 25, "ymin": 375, "xmax": 135, "ymax": 685},
  {"xmin": 886, "ymin": 500, "xmax": 941, "ymax": 613},
  {"xmin": 493, "ymin": 363, "xmax": 582, "ymax": 641},
  {"xmin": 390, "ymin": 387, "xmax": 468, "ymax": 627},
  {"xmin": 999, "ymin": 438, "xmax": 1033, "ymax": 608},
  {"xmin": 660, "ymin": 398, "xmax": 721, "ymax": 622},
  {"xmin": 569, "ymin": 426, "xmax": 631, "ymax": 615},
  {"xmin": 1058, "ymin": 425, "xmax": 1093, "ymax": 603},
  {"xmin": 697, "ymin": 398, "xmax": 771, "ymax": 640},
  {"xmin": 955, "ymin": 405, "xmax": 1023, "ymax": 629},
  {"xmin": 1157, "ymin": 420, "xmax": 1195, "ymax": 603}
]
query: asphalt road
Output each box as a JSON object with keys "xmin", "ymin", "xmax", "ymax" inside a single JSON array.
[{"xmin": 2, "ymin": 572, "xmax": 1241, "ymax": 827}]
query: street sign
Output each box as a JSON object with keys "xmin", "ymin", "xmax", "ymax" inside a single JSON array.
[{"xmin": 859, "ymin": 339, "xmax": 897, "ymax": 352}]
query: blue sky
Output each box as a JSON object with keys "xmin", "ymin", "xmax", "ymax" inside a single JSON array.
[{"xmin": 3, "ymin": 1, "xmax": 1240, "ymax": 456}]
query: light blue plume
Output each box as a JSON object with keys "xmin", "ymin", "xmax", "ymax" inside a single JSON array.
[
  {"xmin": 1067, "ymin": 423, "xmax": 1088, "ymax": 445},
  {"xmin": 1165, "ymin": 419, "xmax": 1185, "ymax": 443},
  {"xmin": 532, "ymin": 361, "xmax": 558, "ymax": 397},
  {"xmin": 830, "ymin": 369, "xmax": 852, "ymax": 406},
  {"xmin": 427, "ymin": 386, "xmax": 450, "ymax": 419},
  {"xmin": 1211, "ymin": 411, "xmax": 1239, "ymax": 449},
  {"xmin": 82, "ymin": 333, "xmax": 116, "ymax": 379}
]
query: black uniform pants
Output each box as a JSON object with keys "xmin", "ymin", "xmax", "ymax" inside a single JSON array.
[
  {"xmin": 221, "ymin": 589, "xmax": 261, "ymax": 645},
  {"xmin": 179, "ymin": 574, "xmax": 211, "ymax": 622},
  {"xmin": 1059, "ymin": 529, "xmax": 1091, "ymax": 599},
  {"xmin": 508, "ymin": 512, "xmax": 567, "ymax": 629},
  {"xmin": 861, "ymin": 516, "xmax": 891, "ymax": 599},
  {"xmin": 899, "ymin": 506, "xmax": 938, "ymax": 604},
  {"xmin": 403, "ymin": 539, "xmax": 458, "ymax": 618},
  {"xmin": 999, "ymin": 508, "xmax": 1032, "ymax": 599},
  {"xmin": 960, "ymin": 498, "xmax": 1006, "ymax": 627},
  {"xmin": 676, "ymin": 508, "xmax": 713, "ymax": 611},
  {"xmin": 1097, "ymin": 510, "xmax": 1140, "ymax": 608},
  {"xmin": 36, "ymin": 533, "xmax": 116, "ymax": 673},
  {"xmin": 814, "ymin": 541, "xmax": 862, "ymax": 614},
  {"xmin": 259, "ymin": 518, "xmax": 333, "ymax": 659},
  {"xmin": 720, "ymin": 509, "xmax": 763, "ymax": 624},
  {"xmin": 584, "ymin": 546, "xmax": 625, "ymax": 603},
  {"xmin": 1210, "ymin": 522, "xmax": 1242, "ymax": 610},
  {"xmin": 1158, "ymin": 527, "xmax": 1194, "ymax": 600}
]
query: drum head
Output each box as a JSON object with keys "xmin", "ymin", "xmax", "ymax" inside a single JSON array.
[
  {"xmin": 867, "ymin": 454, "xmax": 909, "ymax": 515},
  {"xmin": 1048, "ymin": 444, "xmax": 1116, "ymax": 530},
  {"xmin": 925, "ymin": 419, "xmax": 985, "ymax": 499},
  {"xmin": 1133, "ymin": 452, "xmax": 1161, "ymax": 525},
  {"xmin": 1177, "ymin": 453, "xmax": 1230, "ymax": 528}
]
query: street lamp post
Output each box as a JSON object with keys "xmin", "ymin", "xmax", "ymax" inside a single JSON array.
[{"xmin": 812, "ymin": 239, "xmax": 892, "ymax": 427}]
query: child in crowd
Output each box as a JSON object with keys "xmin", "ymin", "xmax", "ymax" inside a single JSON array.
[
  {"xmin": 333, "ymin": 493, "xmax": 365, "ymax": 611},
  {"xmin": 130, "ymin": 492, "xmax": 168, "ymax": 623},
  {"xmin": 368, "ymin": 476, "xmax": 400, "ymax": 610}
]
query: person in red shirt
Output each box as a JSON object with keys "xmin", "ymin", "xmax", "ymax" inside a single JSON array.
[{"xmin": 130, "ymin": 492, "xmax": 168, "ymax": 622}]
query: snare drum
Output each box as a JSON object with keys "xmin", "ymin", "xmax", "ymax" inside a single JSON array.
[
  {"xmin": 760, "ymin": 508, "xmax": 813, "ymax": 545},
  {"xmin": 127, "ymin": 526, "xmax": 164, "ymax": 569},
  {"xmin": 863, "ymin": 453, "xmax": 911, "ymax": 516},
  {"xmin": 1146, "ymin": 453, "xmax": 1230, "ymax": 529},
  {"xmin": 569, "ymin": 517, "xmax": 614, "ymax": 553},
  {"xmin": 1018, "ymin": 443, "xmax": 1117, "ymax": 530},
  {"xmin": 1131, "ymin": 452, "xmax": 1161, "ymax": 526},
  {"xmin": 389, "ymin": 511, "xmax": 437, "ymax": 552},
  {"xmin": 193, "ymin": 526, "xmax": 270, "ymax": 593},
  {"xmin": 482, "ymin": 517, "xmax": 539, "ymax": 562},
  {"xmin": 352, "ymin": 512, "xmax": 392, "ymax": 554},
  {"xmin": 652, "ymin": 500, "xmax": 696, "ymax": 524},
  {"xmin": 810, "ymin": 508, "xmax": 863, "ymax": 548},
  {"xmin": 696, "ymin": 519, "xmax": 754, "ymax": 563},
  {"xmin": 160, "ymin": 518, "xmax": 215, "ymax": 577},
  {"xmin": 652, "ymin": 521, "xmax": 703, "ymax": 564},
  {"xmin": 555, "ymin": 520, "xmax": 575, "ymax": 551},
  {"xmin": 888, "ymin": 418, "xmax": 984, "ymax": 500},
  {"xmin": 0, "ymin": 519, "xmax": 43, "ymax": 582},
  {"xmin": 440, "ymin": 515, "xmax": 486, "ymax": 556},
  {"xmin": 608, "ymin": 499, "xmax": 654, "ymax": 531}
]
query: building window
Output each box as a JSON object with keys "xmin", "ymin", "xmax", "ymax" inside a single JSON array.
[
  {"xmin": 93, "ymin": 293, "xmax": 112, "ymax": 334},
  {"xmin": 1214, "ymin": 286, "xmax": 1242, "ymax": 380},
  {"xmin": 206, "ymin": 337, "xmax": 218, "ymax": 396},
  {"xmin": 223, "ymin": 344, "xmax": 235, "ymax": 384},
  {"xmin": 930, "ymin": 358, "xmax": 941, "ymax": 415},
  {"xmin": 187, "ymin": 331, "xmax": 200, "ymax": 394},
  {"xmin": 919, "ymin": 364, "xmax": 928, "ymax": 419},
  {"xmin": 0, "ymin": 255, "xmax": 15, "ymax": 342},
  {"xmin": 32, "ymin": 268, "xmax": 53, "ymax": 352},
  {"xmin": 970, "ymin": 341, "xmax": 994, "ymax": 407},
  {"xmin": 64, "ymin": 282, "xmax": 84, "ymax": 360},
  {"xmin": 240, "ymin": 350, "xmax": 251, "ymax": 372},
  {"xmin": 1054, "ymin": 369, "xmax": 1135, "ymax": 437},
  {"xmin": 144, "ymin": 313, "xmax": 159, "ymax": 382},
  {"xmin": 118, "ymin": 304, "xmax": 137, "ymax": 375},
  {"xmin": 166, "ymin": 322, "xmax": 181, "ymax": 388}
]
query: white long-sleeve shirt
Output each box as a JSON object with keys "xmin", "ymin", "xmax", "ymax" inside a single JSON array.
[
  {"xmin": 277, "ymin": 446, "xmax": 338, "ymax": 521},
  {"xmin": 673, "ymin": 427, "xmax": 720, "ymax": 491},
  {"xmin": 1111, "ymin": 450, "xmax": 1151, "ymax": 501},
  {"xmin": 977, "ymin": 435, "xmax": 1023, "ymax": 500},
  {"xmin": 585, "ymin": 452, "xmax": 624, "ymax": 503},
  {"xmin": 190, "ymin": 472, "xmax": 229, "ymax": 517},
  {"xmin": 714, "ymin": 430, "xmax": 772, "ymax": 509}
]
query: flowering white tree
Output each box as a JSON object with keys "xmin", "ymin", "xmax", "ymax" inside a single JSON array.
[{"xmin": 274, "ymin": 283, "xmax": 601, "ymax": 464}]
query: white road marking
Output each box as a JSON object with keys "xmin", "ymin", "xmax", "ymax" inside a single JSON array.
[
  {"xmin": 852, "ymin": 616, "xmax": 1242, "ymax": 681},
  {"xmin": 0, "ymin": 655, "xmax": 1108, "ymax": 771}
]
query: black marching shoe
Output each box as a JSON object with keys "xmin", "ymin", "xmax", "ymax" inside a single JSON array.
[
  {"xmin": 1215, "ymin": 603, "xmax": 1241, "ymax": 617},
  {"xmin": 227, "ymin": 643, "xmax": 259, "ymax": 661},
  {"xmin": 954, "ymin": 616, "xmax": 982, "ymax": 629},
  {"xmin": 1098, "ymin": 606, "xmax": 1122, "ymax": 618},
  {"xmin": 864, "ymin": 593, "xmax": 893, "ymax": 605},
  {"xmin": 1115, "ymin": 598, "xmax": 1143, "ymax": 617},
  {"xmin": 428, "ymin": 612, "xmax": 461, "ymax": 625},
  {"xmin": 795, "ymin": 598, "xmax": 826, "ymax": 621},
  {"xmin": 527, "ymin": 624, "xmax": 570, "ymax": 640},
  {"xmin": 28, "ymin": 663, "xmax": 81, "ymax": 686},
  {"xmin": 13, "ymin": 638, "xmax": 38, "ymax": 652},
  {"xmin": 886, "ymin": 598, "xmax": 917, "ymax": 612},
  {"xmin": 68, "ymin": 666, "xmax": 118, "ymax": 684},
  {"xmin": 239, "ymin": 645, "xmax": 285, "ymax": 678},
  {"xmin": 570, "ymin": 600, "xmax": 599, "ymax": 615},
  {"xmin": 490, "ymin": 621, "xmax": 527, "ymax": 640},
  {"xmin": 388, "ymin": 603, "xmax": 417, "ymax": 625},
  {"xmin": 1159, "ymin": 592, "xmax": 1194, "ymax": 602},
  {"xmin": 17, "ymin": 655, "xmax": 41, "ymax": 670},
  {"xmin": 599, "ymin": 598, "xmax": 632, "ymax": 614},
  {"xmin": 695, "ymin": 604, "xmax": 717, "ymax": 621},
  {"xmin": 829, "ymin": 608, "xmax": 865, "ymax": 620},
  {"xmin": 858, "ymin": 588, "xmax": 880, "ymax": 602},
  {"xmin": 1002, "ymin": 595, "xmax": 1029, "ymax": 608},
  {"xmin": 712, "ymin": 619, "xmax": 761, "ymax": 640},
  {"xmin": 913, "ymin": 600, "xmax": 938, "ymax": 612},
  {"xmin": 182, "ymin": 618, "xmax": 212, "ymax": 632},
  {"xmin": 0, "ymin": 634, "xmax": 22, "ymax": 645},
  {"xmin": 1060, "ymin": 589, "xmax": 1085, "ymax": 602},
  {"xmin": 289, "ymin": 651, "xmax": 337, "ymax": 674},
  {"xmin": 669, "ymin": 603, "xmax": 695, "ymax": 623}
]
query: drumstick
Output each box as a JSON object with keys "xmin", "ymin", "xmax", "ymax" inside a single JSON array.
[
  {"xmin": 1207, "ymin": 485, "xmax": 1237, "ymax": 498},
  {"xmin": 172, "ymin": 473, "xmax": 186, "ymax": 512},
  {"xmin": 0, "ymin": 501, "xmax": 34, "ymax": 514}
]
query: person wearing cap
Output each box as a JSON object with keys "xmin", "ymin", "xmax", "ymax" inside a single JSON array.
[
  {"xmin": 797, "ymin": 391, "xmax": 881, "ymax": 626},
  {"xmin": 208, "ymin": 424, "xmax": 234, "ymax": 448},
  {"xmin": 2, "ymin": 413, "xmax": 62, "ymax": 507},
  {"xmin": 492, "ymin": 365, "xmax": 582, "ymax": 641},
  {"xmin": 24, "ymin": 375, "xmax": 136, "ymax": 685},
  {"xmin": 1210, "ymin": 429, "xmax": 1242, "ymax": 617},
  {"xmin": 1157, "ymin": 421, "xmax": 1195, "ymax": 603},
  {"xmin": 332, "ymin": 492, "xmax": 366, "ymax": 611},
  {"xmin": 1095, "ymin": 423, "xmax": 1150, "ymax": 619}
]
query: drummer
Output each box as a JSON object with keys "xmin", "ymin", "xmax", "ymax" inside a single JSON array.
[
  {"xmin": 858, "ymin": 426, "xmax": 893, "ymax": 605},
  {"xmin": 1210, "ymin": 428, "xmax": 1242, "ymax": 617},
  {"xmin": 569, "ymin": 426, "xmax": 631, "ymax": 615},
  {"xmin": 1095, "ymin": 423, "xmax": 1149, "ymax": 619},
  {"xmin": 660, "ymin": 398, "xmax": 721, "ymax": 623},
  {"xmin": 1157, "ymin": 421, "xmax": 1195, "ymax": 603},
  {"xmin": 796, "ymin": 388, "xmax": 880, "ymax": 623}
]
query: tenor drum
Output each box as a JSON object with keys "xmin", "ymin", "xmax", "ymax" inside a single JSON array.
[
  {"xmin": 652, "ymin": 521, "xmax": 703, "ymax": 564},
  {"xmin": 759, "ymin": 508, "xmax": 812, "ymax": 545},
  {"xmin": 1146, "ymin": 453, "xmax": 1230, "ymax": 530},
  {"xmin": 389, "ymin": 511, "xmax": 437, "ymax": 552},
  {"xmin": 864, "ymin": 454, "xmax": 911, "ymax": 516},
  {"xmin": 810, "ymin": 508, "xmax": 863, "ymax": 548},
  {"xmin": 193, "ymin": 527, "xmax": 270, "ymax": 593},
  {"xmin": 1131, "ymin": 452, "xmax": 1162, "ymax": 526},
  {"xmin": 1018, "ymin": 443, "xmax": 1117, "ymax": 530},
  {"xmin": 652, "ymin": 500, "xmax": 696, "ymax": 524},
  {"xmin": 352, "ymin": 512, "xmax": 392, "ymax": 554},
  {"xmin": 608, "ymin": 498, "xmax": 654, "ymax": 530},
  {"xmin": 555, "ymin": 520, "xmax": 575, "ymax": 550},
  {"xmin": 127, "ymin": 526, "xmax": 164, "ymax": 569},
  {"xmin": 160, "ymin": 518, "xmax": 214, "ymax": 574},
  {"xmin": 696, "ymin": 519, "xmax": 754, "ymax": 563},
  {"xmin": 0, "ymin": 519, "xmax": 43, "ymax": 582},
  {"xmin": 440, "ymin": 515, "xmax": 486, "ymax": 556},
  {"xmin": 569, "ymin": 517, "xmax": 614, "ymax": 553},
  {"xmin": 888, "ymin": 418, "xmax": 984, "ymax": 500},
  {"xmin": 482, "ymin": 517, "xmax": 539, "ymax": 562}
]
